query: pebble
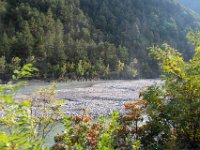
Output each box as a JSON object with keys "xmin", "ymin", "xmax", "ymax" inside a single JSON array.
[{"xmin": 56, "ymin": 80, "xmax": 160, "ymax": 116}]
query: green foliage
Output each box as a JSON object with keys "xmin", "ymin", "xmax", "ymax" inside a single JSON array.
[
  {"xmin": 11, "ymin": 57, "xmax": 21, "ymax": 70},
  {"xmin": 0, "ymin": 0, "xmax": 199, "ymax": 79},
  {"xmin": 76, "ymin": 60, "xmax": 92, "ymax": 79},
  {"xmin": 13, "ymin": 63, "xmax": 38, "ymax": 80},
  {"xmin": 97, "ymin": 111, "xmax": 120, "ymax": 150},
  {"xmin": 0, "ymin": 56, "xmax": 6, "ymax": 74},
  {"xmin": 133, "ymin": 140, "xmax": 141, "ymax": 150},
  {"xmin": 53, "ymin": 111, "xmax": 140, "ymax": 150},
  {"xmin": 0, "ymin": 33, "xmax": 10, "ymax": 58},
  {"xmin": 80, "ymin": 0, "xmax": 200, "ymax": 77},
  {"xmin": 0, "ymin": 64, "xmax": 63, "ymax": 149},
  {"xmin": 0, "ymin": 64, "xmax": 46, "ymax": 149},
  {"xmin": 123, "ymin": 59, "xmax": 138, "ymax": 79},
  {"xmin": 140, "ymin": 33, "xmax": 200, "ymax": 149},
  {"xmin": 31, "ymin": 84, "xmax": 64, "ymax": 139},
  {"xmin": 2, "ymin": 32, "xmax": 200, "ymax": 150},
  {"xmin": 0, "ymin": 0, "xmax": 134, "ymax": 80},
  {"xmin": 59, "ymin": 64, "xmax": 67, "ymax": 80},
  {"xmin": 187, "ymin": 31, "xmax": 200, "ymax": 47}
]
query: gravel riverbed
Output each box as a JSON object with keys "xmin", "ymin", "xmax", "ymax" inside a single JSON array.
[
  {"xmin": 17, "ymin": 79, "xmax": 160, "ymax": 116},
  {"xmin": 59, "ymin": 80, "xmax": 160, "ymax": 116},
  {"xmin": 15, "ymin": 79, "xmax": 161, "ymax": 147}
]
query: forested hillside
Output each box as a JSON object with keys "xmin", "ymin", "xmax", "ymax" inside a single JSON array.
[
  {"xmin": 80, "ymin": 0, "xmax": 200, "ymax": 76},
  {"xmin": 0, "ymin": 0, "xmax": 129, "ymax": 80},
  {"xmin": 178, "ymin": 0, "xmax": 200, "ymax": 14},
  {"xmin": 0, "ymin": 0, "xmax": 200, "ymax": 80}
]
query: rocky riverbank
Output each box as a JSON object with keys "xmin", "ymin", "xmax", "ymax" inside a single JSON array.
[
  {"xmin": 56, "ymin": 80, "xmax": 160, "ymax": 116},
  {"xmin": 16, "ymin": 80, "xmax": 160, "ymax": 116},
  {"xmin": 14, "ymin": 79, "xmax": 161, "ymax": 147}
]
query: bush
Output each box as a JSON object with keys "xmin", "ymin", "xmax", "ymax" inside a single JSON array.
[
  {"xmin": 52, "ymin": 110, "xmax": 144, "ymax": 150},
  {"xmin": 0, "ymin": 64, "xmax": 63, "ymax": 150},
  {"xmin": 1, "ymin": 32, "xmax": 200, "ymax": 150},
  {"xmin": 140, "ymin": 33, "xmax": 200, "ymax": 149}
]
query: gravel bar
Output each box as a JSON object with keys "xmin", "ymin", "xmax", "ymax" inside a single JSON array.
[
  {"xmin": 55, "ymin": 80, "xmax": 160, "ymax": 116},
  {"xmin": 15, "ymin": 80, "xmax": 160, "ymax": 116}
]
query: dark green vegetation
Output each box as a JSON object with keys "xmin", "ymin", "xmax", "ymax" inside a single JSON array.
[
  {"xmin": 178, "ymin": 0, "xmax": 200, "ymax": 14},
  {"xmin": 80, "ymin": 0, "xmax": 200, "ymax": 76},
  {"xmin": 52, "ymin": 32, "xmax": 200, "ymax": 150},
  {"xmin": 0, "ymin": 32, "xmax": 200, "ymax": 149},
  {"xmin": 0, "ymin": 0, "xmax": 200, "ymax": 80}
]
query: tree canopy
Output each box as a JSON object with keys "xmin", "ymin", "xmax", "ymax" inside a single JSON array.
[{"xmin": 0, "ymin": 0, "xmax": 200, "ymax": 80}]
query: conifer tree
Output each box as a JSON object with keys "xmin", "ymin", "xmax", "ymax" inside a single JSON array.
[
  {"xmin": 0, "ymin": 33, "xmax": 10, "ymax": 59},
  {"xmin": 11, "ymin": 22, "xmax": 34, "ymax": 61}
]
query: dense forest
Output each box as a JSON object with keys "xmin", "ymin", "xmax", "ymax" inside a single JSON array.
[
  {"xmin": 1, "ymin": 0, "xmax": 200, "ymax": 149},
  {"xmin": 1, "ymin": 32, "xmax": 200, "ymax": 150},
  {"xmin": 0, "ymin": 0, "xmax": 200, "ymax": 80}
]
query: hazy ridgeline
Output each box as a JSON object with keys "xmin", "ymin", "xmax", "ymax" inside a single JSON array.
[{"xmin": 178, "ymin": 0, "xmax": 200, "ymax": 14}]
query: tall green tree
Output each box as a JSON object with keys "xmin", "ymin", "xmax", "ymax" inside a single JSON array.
[
  {"xmin": 141, "ymin": 33, "xmax": 200, "ymax": 149},
  {"xmin": 11, "ymin": 22, "xmax": 34, "ymax": 61},
  {"xmin": 0, "ymin": 33, "xmax": 10, "ymax": 59}
]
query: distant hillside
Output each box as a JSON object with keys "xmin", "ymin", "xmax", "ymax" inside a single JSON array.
[
  {"xmin": 0, "ymin": 0, "xmax": 200, "ymax": 79},
  {"xmin": 178, "ymin": 0, "xmax": 200, "ymax": 14},
  {"xmin": 80, "ymin": 0, "xmax": 200, "ymax": 76}
]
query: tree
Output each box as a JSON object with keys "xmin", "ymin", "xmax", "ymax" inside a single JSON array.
[
  {"xmin": 45, "ymin": 9, "xmax": 55, "ymax": 61},
  {"xmin": 53, "ymin": 19, "xmax": 65, "ymax": 64},
  {"xmin": 0, "ymin": 0, "xmax": 200, "ymax": 79},
  {"xmin": 140, "ymin": 34, "xmax": 200, "ymax": 149},
  {"xmin": 0, "ymin": 64, "xmax": 45, "ymax": 149},
  {"xmin": 0, "ymin": 0, "xmax": 6, "ymax": 34},
  {"xmin": 76, "ymin": 59, "xmax": 91, "ymax": 79},
  {"xmin": 11, "ymin": 22, "xmax": 34, "ymax": 61},
  {"xmin": 0, "ymin": 56, "xmax": 6, "ymax": 74},
  {"xmin": 0, "ymin": 33, "xmax": 10, "ymax": 59}
]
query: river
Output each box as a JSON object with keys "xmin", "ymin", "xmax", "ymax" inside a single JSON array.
[
  {"xmin": 15, "ymin": 79, "xmax": 160, "ymax": 147},
  {"xmin": 16, "ymin": 79, "xmax": 160, "ymax": 116}
]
